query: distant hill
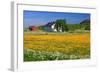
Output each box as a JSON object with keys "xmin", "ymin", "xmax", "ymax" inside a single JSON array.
[
  {"xmin": 80, "ymin": 19, "xmax": 90, "ymax": 25},
  {"xmin": 80, "ymin": 19, "xmax": 90, "ymax": 30}
]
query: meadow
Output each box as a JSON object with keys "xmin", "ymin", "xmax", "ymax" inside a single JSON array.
[{"xmin": 24, "ymin": 32, "xmax": 90, "ymax": 61}]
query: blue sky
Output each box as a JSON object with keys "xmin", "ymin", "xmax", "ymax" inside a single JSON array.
[{"xmin": 23, "ymin": 10, "xmax": 90, "ymax": 28}]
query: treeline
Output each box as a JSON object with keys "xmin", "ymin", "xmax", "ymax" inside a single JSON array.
[
  {"xmin": 66, "ymin": 23, "xmax": 90, "ymax": 31},
  {"xmin": 55, "ymin": 19, "xmax": 90, "ymax": 32}
]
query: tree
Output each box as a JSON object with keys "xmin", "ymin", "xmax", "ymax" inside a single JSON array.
[
  {"xmin": 55, "ymin": 19, "xmax": 68, "ymax": 32},
  {"xmin": 85, "ymin": 24, "xmax": 90, "ymax": 30},
  {"xmin": 63, "ymin": 24, "xmax": 69, "ymax": 32}
]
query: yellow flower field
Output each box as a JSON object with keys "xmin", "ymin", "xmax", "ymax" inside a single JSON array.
[{"xmin": 24, "ymin": 33, "xmax": 90, "ymax": 61}]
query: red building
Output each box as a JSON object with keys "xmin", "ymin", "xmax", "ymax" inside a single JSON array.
[{"xmin": 29, "ymin": 26, "xmax": 38, "ymax": 31}]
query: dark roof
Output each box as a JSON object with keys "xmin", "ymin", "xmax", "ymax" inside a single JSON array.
[{"xmin": 44, "ymin": 22, "xmax": 56, "ymax": 27}]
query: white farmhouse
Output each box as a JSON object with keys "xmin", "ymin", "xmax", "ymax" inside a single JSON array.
[{"xmin": 43, "ymin": 21, "xmax": 63, "ymax": 32}]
